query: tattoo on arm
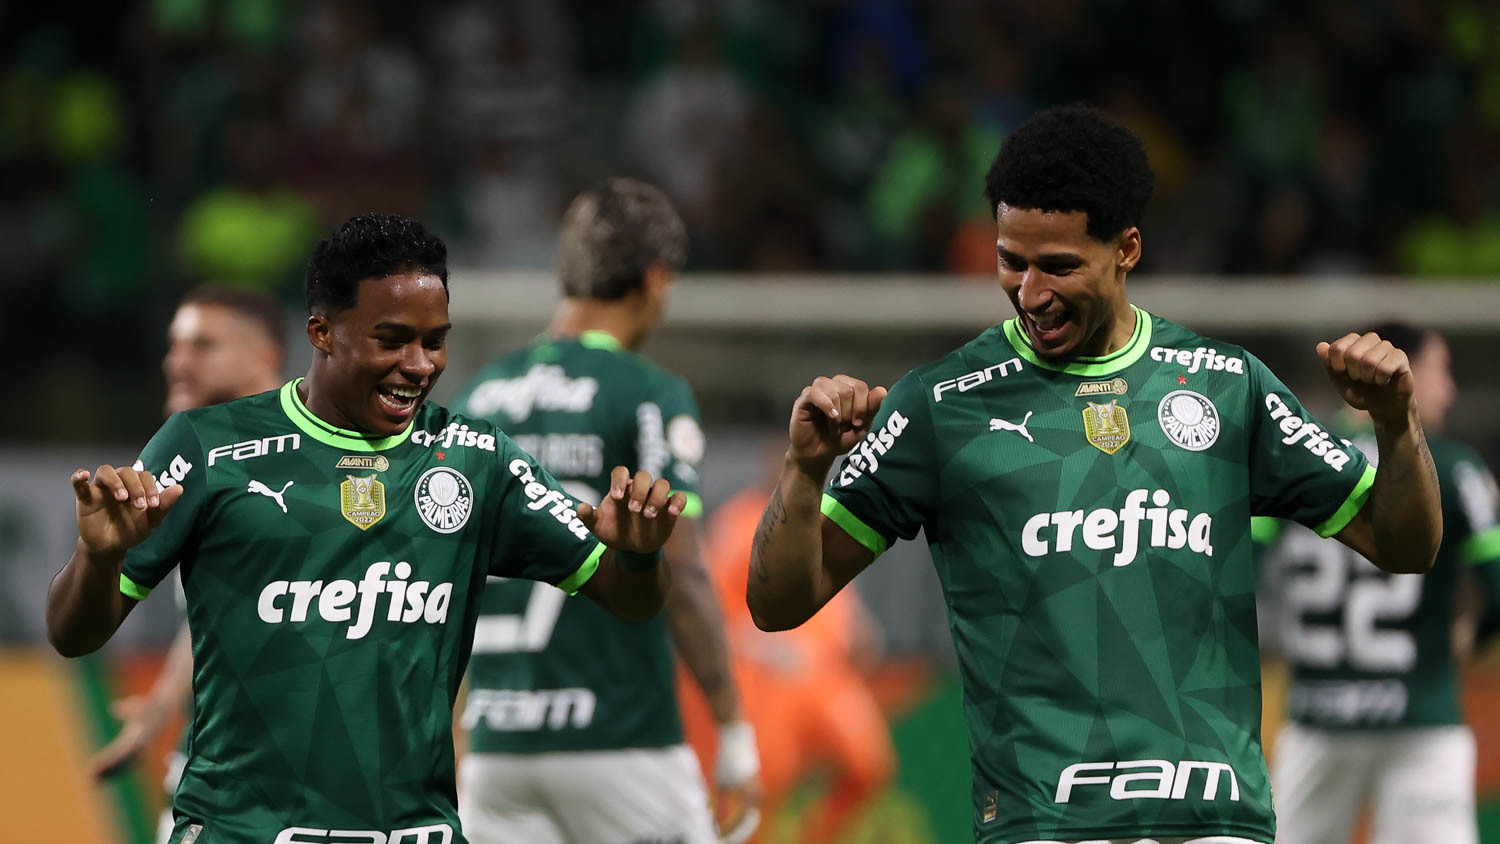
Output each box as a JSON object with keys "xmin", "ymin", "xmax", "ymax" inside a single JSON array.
[{"xmin": 749, "ymin": 487, "xmax": 788, "ymax": 584}]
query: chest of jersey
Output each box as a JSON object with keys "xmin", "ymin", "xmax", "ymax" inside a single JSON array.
[
  {"xmin": 917, "ymin": 353, "xmax": 1258, "ymax": 580},
  {"xmin": 189, "ymin": 432, "xmax": 491, "ymax": 642}
]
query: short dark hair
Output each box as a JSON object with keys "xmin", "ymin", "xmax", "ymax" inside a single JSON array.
[
  {"xmin": 984, "ymin": 104, "xmax": 1155, "ymax": 242},
  {"xmin": 305, "ymin": 213, "xmax": 448, "ymax": 314},
  {"xmin": 1361, "ymin": 320, "xmax": 1435, "ymax": 359},
  {"xmin": 180, "ymin": 283, "xmax": 286, "ymax": 349},
  {"xmin": 557, "ymin": 178, "xmax": 687, "ymax": 300}
]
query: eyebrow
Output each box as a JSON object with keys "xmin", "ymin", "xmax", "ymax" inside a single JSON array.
[
  {"xmin": 996, "ymin": 247, "xmax": 1085, "ymax": 266},
  {"xmin": 372, "ymin": 322, "xmax": 453, "ymax": 333}
]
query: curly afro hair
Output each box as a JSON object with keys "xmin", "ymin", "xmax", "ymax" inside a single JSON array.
[
  {"xmin": 984, "ymin": 105, "xmax": 1155, "ymax": 242},
  {"xmin": 305, "ymin": 213, "xmax": 448, "ymax": 314}
]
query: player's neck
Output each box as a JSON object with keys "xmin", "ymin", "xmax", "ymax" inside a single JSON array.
[
  {"xmin": 298, "ymin": 366, "xmax": 362, "ymax": 432},
  {"xmin": 548, "ymin": 298, "xmax": 650, "ymax": 350},
  {"xmin": 1072, "ymin": 299, "xmax": 1138, "ymax": 359}
]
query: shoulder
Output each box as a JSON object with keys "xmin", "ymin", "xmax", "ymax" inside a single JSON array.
[
  {"xmin": 161, "ymin": 388, "xmax": 285, "ymax": 447},
  {"xmin": 903, "ymin": 324, "xmax": 1028, "ymax": 399},
  {"xmin": 1142, "ymin": 314, "xmax": 1254, "ymax": 377}
]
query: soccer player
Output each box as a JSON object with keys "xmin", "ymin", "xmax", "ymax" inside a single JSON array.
[
  {"xmin": 454, "ymin": 178, "xmax": 762, "ymax": 844},
  {"xmin": 46, "ymin": 213, "xmax": 686, "ymax": 844},
  {"xmin": 88, "ymin": 285, "xmax": 287, "ymax": 844},
  {"xmin": 1263, "ymin": 321, "xmax": 1500, "ymax": 844},
  {"xmin": 745, "ymin": 105, "xmax": 1442, "ymax": 844}
]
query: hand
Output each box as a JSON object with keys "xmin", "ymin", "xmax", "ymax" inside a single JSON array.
[
  {"xmin": 1317, "ymin": 333, "xmax": 1415, "ymax": 425},
  {"xmin": 577, "ymin": 466, "xmax": 686, "ymax": 554},
  {"xmin": 73, "ymin": 465, "xmax": 184, "ymax": 558},
  {"xmin": 712, "ymin": 720, "xmax": 763, "ymax": 843},
  {"xmin": 89, "ymin": 694, "xmax": 172, "ymax": 780},
  {"xmin": 714, "ymin": 777, "xmax": 764, "ymax": 844},
  {"xmin": 788, "ymin": 375, "xmax": 889, "ymax": 472}
]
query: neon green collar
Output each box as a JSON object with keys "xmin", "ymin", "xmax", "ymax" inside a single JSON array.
[
  {"xmin": 578, "ymin": 330, "xmax": 625, "ymax": 352},
  {"xmin": 1002, "ymin": 305, "xmax": 1153, "ymax": 376},
  {"xmin": 279, "ymin": 378, "xmax": 414, "ymax": 451}
]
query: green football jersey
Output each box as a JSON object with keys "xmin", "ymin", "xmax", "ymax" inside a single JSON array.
[
  {"xmin": 823, "ymin": 307, "xmax": 1374, "ymax": 843},
  {"xmin": 456, "ymin": 331, "xmax": 705, "ymax": 754},
  {"xmin": 121, "ymin": 379, "xmax": 604, "ymax": 844},
  {"xmin": 1262, "ymin": 430, "xmax": 1500, "ymax": 729}
]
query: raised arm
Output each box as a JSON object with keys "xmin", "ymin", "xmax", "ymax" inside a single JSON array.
[
  {"xmin": 747, "ymin": 375, "xmax": 886, "ymax": 632},
  {"xmin": 47, "ymin": 465, "xmax": 183, "ymax": 657},
  {"xmin": 1320, "ymin": 332, "xmax": 1442, "ymax": 573}
]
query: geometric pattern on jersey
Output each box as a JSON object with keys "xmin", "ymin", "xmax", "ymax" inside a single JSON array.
[
  {"xmin": 1265, "ymin": 429, "xmax": 1500, "ymax": 729},
  {"xmin": 823, "ymin": 308, "xmax": 1374, "ymax": 843},
  {"xmin": 455, "ymin": 331, "xmax": 705, "ymax": 754},
  {"xmin": 122, "ymin": 380, "xmax": 603, "ymax": 843}
]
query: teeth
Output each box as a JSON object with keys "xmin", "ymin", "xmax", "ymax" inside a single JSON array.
[{"xmin": 385, "ymin": 386, "xmax": 421, "ymax": 398}]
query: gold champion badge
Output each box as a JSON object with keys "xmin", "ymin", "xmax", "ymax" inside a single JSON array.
[
  {"xmin": 340, "ymin": 473, "xmax": 386, "ymax": 530},
  {"xmin": 1082, "ymin": 399, "xmax": 1131, "ymax": 455}
]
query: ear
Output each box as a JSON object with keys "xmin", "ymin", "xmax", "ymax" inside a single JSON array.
[
  {"xmin": 307, "ymin": 314, "xmax": 333, "ymax": 357},
  {"xmin": 1117, "ymin": 227, "xmax": 1142, "ymax": 274},
  {"xmin": 643, "ymin": 262, "xmax": 675, "ymax": 297}
]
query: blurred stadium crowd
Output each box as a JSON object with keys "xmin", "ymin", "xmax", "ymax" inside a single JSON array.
[{"xmin": 3, "ymin": 0, "xmax": 1500, "ymax": 437}]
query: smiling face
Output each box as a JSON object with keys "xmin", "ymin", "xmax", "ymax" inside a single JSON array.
[
  {"xmin": 304, "ymin": 271, "xmax": 451, "ymax": 436},
  {"xmin": 995, "ymin": 204, "xmax": 1141, "ymax": 360}
]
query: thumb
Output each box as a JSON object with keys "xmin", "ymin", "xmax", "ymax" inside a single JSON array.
[
  {"xmin": 1315, "ymin": 341, "xmax": 1332, "ymax": 366},
  {"xmin": 575, "ymin": 500, "xmax": 599, "ymax": 530}
]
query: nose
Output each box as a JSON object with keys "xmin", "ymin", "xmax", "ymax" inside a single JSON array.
[
  {"xmin": 400, "ymin": 343, "xmax": 438, "ymax": 379},
  {"xmin": 163, "ymin": 344, "xmax": 187, "ymax": 378},
  {"xmin": 1015, "ymin": 268, "xmax": 1055, "ymax": 313}
]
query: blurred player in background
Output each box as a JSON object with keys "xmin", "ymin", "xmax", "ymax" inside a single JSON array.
[
  {"xmin": 88, "ymin": 284, "xmax": 285, "ymax": 843},
  {"xmin": 48, "ymin": 213, "xmax": 685, "ymax": 843},
  {"xmin": 454, "ymin": 178, "xmax": 762, "ymax": 844},
  {"xmin": 680, "ymin": 462, "xmax": 894, "ymax": 844},
  {"xmin": 746, "ymin": 105, "xmax": 1443, "ymax": 844},
  {"xmin": 1261, "ymin": 321, "xmax": 1500, "ymax": 844}
]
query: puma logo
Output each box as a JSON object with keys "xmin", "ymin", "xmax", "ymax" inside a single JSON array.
[
  {"xmin": 989, "ymin": 411, "xmax": 1034, "ymax": 443},
  {"xmin": 247, "ymin": 479, "xmax": 294, "ymax": 513}
]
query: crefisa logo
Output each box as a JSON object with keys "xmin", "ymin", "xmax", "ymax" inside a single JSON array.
[{"xmin": 415, "ymin": 467, "xmax": 474, "ymax": 534}]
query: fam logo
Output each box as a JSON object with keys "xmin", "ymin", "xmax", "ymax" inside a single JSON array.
[
  {"xmin": 415, "ymin": 467, "xmax": 474, "ymax": 534},
  {"xmin": 1157, "ymin": 390, "xmax": 1220, "ymax": 451}
]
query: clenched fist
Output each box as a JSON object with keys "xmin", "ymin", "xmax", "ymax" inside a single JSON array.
[
  {"xmin": 787, "ymin": 374, "xmax": 889, "ymax": 472},
  {"xmin": 1317, "ymin": 332, "xmax": 1415, "ymax": 425}
]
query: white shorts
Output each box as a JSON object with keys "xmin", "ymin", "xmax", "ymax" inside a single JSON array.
[
  {"xmin": 1017, "ymin": 838, "xmax": 1265, "ymax": 844},
  {"xmin": 1271, "ymin": 722, "xmax": 1477, "ymax": 844},
  {"xmin": 458, "ymin": 744, "xmax": 717, "ymax": 844}
]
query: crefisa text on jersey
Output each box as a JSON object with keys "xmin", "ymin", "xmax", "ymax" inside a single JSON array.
[
  {"xmin": 836, "ymin": 410, "xmax": 911, "ymax": 487},
  {"xmin": 257, "ymin": 561, "xmax": 453, "ymax": 639},
  {"xmin": 508, "ymin": 458, "xmax": 592, "ymax": 540},
  {"xmin": 1264, "ymin": 393, "xmax": 1352, "ymax": 470},
  {"xmin": 411, "ymin": 422, "xmax": 497, "ymax": 452},
  {"xmin": 1149, "ymin": 345, "xmax": 1245, "ymax": 375}
]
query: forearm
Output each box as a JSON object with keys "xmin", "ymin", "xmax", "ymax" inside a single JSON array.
[
  {"xmin": 666, "ymin": 555, "xmax": 742, "ymax": 723},
  {"xmin": 747, "ymin": 454, "xmax": 832, "ymax": 631},
  {"xmin": 1367, "ymin": 409, "xmax": 1442, "ymax": 573},
  {"xmin": 46, "ymin": 540, "xmax": 132, "ymax": 657},
  {"xmin": 586, "ymin": 549, "xmax": 671, "ymax": 621}
]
